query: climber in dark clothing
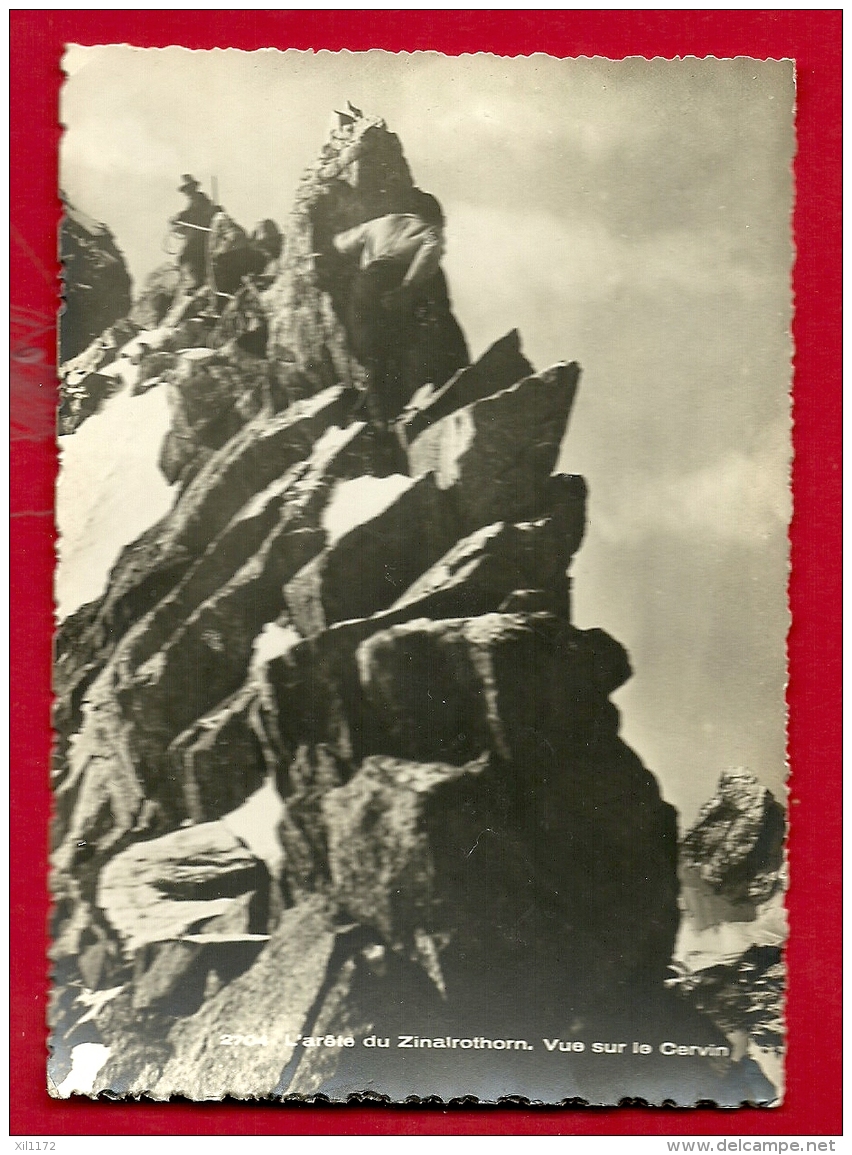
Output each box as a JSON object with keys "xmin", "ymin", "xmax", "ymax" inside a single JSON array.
[
  {"xmin": 211, "ymin": 218, "xmax": 284, "ymax": 296},
  {"xmin": 171, "ymin": 175, "xmax": 216, "ymax": 290},
  {"xmin": 332, "ymin": 189, "xmax": 446, "ymax": 430}
]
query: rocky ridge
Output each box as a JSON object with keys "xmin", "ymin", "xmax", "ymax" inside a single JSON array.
[
  {"xmin": 50, "ymin": 112, "xmax": 775, "ymax": 1105},
  {"xmin": 59, "ymin": 198, "xmax": 134, "ymax": 428}
]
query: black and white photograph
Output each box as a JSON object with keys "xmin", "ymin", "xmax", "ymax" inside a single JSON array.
[{"xmin": 50, "ymin": 47, "xmax": 793, "ymax": 1106}]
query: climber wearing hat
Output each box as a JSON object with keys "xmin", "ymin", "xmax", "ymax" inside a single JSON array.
[
  {"xmin": 171, "ymin": 174, "xmax": 216, "ymax": 290},
  {"xmin": 331, "ymin": 188, "xmax": 446, "ymax": 432}
]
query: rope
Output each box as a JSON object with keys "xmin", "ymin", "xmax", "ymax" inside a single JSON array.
[{"xmin": 163, "ymin": 219, "xmax": 214, "ymax": 253}]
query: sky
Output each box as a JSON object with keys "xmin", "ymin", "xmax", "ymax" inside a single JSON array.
[{"xmin": 60, "ymin": 48, "xmax": 795, "ymax": 824}]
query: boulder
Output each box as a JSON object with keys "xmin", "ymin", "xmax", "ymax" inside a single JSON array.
[
  {"xmin": 319, "ymin": 742, "xmax": 677, "ymax": 1007},
  {"xmin": 96, "ymin": 821, "xmax": 269, "ymax": 955},
  {"xmin": 323, "ymin": 753, "xmax": 491, "ymax": 957},
  {"xmin": 265, "ymin": 489, "xmax": 584, "ymax": 779},
  {"xmin": 407, "ymin": 362, "xmax": 581, "ymax": 532},
  {"xmin": 276, "ymin": 747, "xmax": 730, "ymax": 1104},
  {"xmin": 354, "ymin": 612, "xmax": 630, "ymax": 765},
  {"xmin": 265, "ymin": 613, "xmax": 676, "ymax": 998}
]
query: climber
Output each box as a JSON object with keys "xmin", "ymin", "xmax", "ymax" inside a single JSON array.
[
  {"xmin": 170, "ymin": 174, "xmax": 216, "ymax": 290},
  {"xmin": 331, "ymin": 188, "xmax": 446, "ymax": 431},
  {"xmin": 210, "ymin": 218, "xmax": 284, "ymax": 297}
]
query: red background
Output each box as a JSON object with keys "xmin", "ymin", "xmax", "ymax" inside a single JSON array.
[{"xmin": 10, "ymin": 10, "xmax": 842, "ymax": 1137}]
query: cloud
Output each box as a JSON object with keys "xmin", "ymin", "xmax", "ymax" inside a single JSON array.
[
  {"xmin": 444, "ymin": 200, "xmax": 772, "ymax": 349},
  {"xmin": 592, "ymin": 417, "xmax": 791, "ymax": 546},
  {"xmin": 62, "ymin": 112, "xmax": 184, "ymax": 181}
]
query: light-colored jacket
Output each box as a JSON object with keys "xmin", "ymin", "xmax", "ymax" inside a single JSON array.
[{"xmin": 333, "ymin": 214, "xmax": 444, "ymax": 290}]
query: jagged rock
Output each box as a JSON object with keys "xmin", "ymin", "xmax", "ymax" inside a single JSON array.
[
  {"xmin": 96, "ymin": 821, "xmax": 269, "ymax": 955},
  {"xmin": 266, "ymin": 115, "xmax": 412, "ymax": 397},
  {"xmin": 266, "ymin": 611, "xmax": 675, "ymax": 1004},
  {"xmin": 266, "ymin": 500, "xmax": 582, "ymax": 793},
  {"xmin": 207, "ymin": 209, "xmax": 281, "ymax": 299},
  {"xmin": 282, "ymin": 466, "xmax": 583, "ymax": 644},
  {"xmin": 674, "ymin": 942, "xmax": 786, "ymax": 1054},
  {"xmin": 56, "ymin": 911, "xmax": 129, "ymax": 993},
  {"xmin": 94, "ymin": 383, "xmax": 355, "ymax": 615},
  {"xmin": 57, "ymin": 370, "xmax": 119, "ymax": 436},
  {"xmin": 83, "ymin": 986, "xmax": 175, "ymax": 1096},
  {"xmin": 157, "ymin": 347, "xmax": 269, "ymax": 485},
  {"xmin": 283, "ymin": 946, "xmax": 761, "ymax": 1105},
  {"xmin": 58, "ymin": 319, "xmax": 146, "ymax": 435},
  {"xmin": 270, "ymin": 479, "xmax": 582, "ymax": 699},
  {"xmin": 167, "ymin": 681, "xmax": 268, "ymax": 826},
  {"xmin": 113, "ymin": 423, "xmax": 370, "ymax": 682},
  {"xmin": 266, "ymin": 112, "xmax": 468, "ymax": 406},
  {"xmin": 283, "ymin": 473, "xmax": 459, "ymax": 636},
  {"xmin": 388, "ymin": 481, "xmax": 585, "ymax": 621},
  {"xmin": 115, "ymin": 433, "xmax": 367, "ymax": 765},
  {"xmin": 52, "ymin": 425, "xmax": 376, "ymax": 869},
  {"xmin": 50, "ymin": 745, "xmax": 152, "ymax": 883},
  {"xmin": 681, "ymin": 768, "xmax": 786, "ymax": 907},
  {"xmin": 128, "ymin": 262, "xmax": 182, "ymax": 330},
  {"xmin": 319, "ymin": 739, "xmax": 676, "ymax": 1002},
  {"xmin": 60, "ymin": 200, "xmax": 133, "ymax": 363},
  {"xmin": 408, "ymin": 362, "xmax": 580, "ymax": 532},
  {"xmin": 208, "ymin": 282, "xmax": 270, "ymax": 358},
  {"xmin": 53, "ymin": 385, "xmax": 357, "ymax": 753},
  {"xmin": 60, "ymin": 316, "xmax": 139, "ymax": 382},
  {"xmin": 396, "ymin": 328, "xmax": 533, "ymax": 446},
  {"xmin": 274, "ymin": 743, "xmax": 349, "ymax": 898}
]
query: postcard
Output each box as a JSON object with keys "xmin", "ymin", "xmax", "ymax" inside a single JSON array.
[{"xmin": 50, "ymin": 48, "xmax": 793, "ymax": 1105}]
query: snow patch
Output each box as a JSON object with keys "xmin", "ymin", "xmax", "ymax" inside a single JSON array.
[
  {"xmin": 322, "ymin": 473, "xmax": 412, "ymax": 545},
  {"xmin": 251, "ymin": 621, "xmax": 301, "ymax": 667},
  {"xmin": 221, "ymin": 780, "xmax": 286, "ymax": 876},
  {"xmin": 55, "ymin": 382, "xmax": 174, "ymax": 620},
  {"xmin": 673, "ymin": 893, "xmax": 787, "ymax": 973}
]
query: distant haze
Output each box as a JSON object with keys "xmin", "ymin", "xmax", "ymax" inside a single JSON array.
[{"xmin": 60, "ymin": 48, "xmax": 794, "ymax": 824}]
